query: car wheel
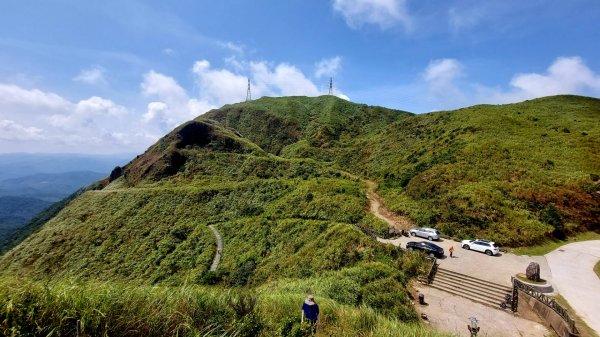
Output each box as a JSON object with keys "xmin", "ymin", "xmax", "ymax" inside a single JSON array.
[
  {"xmin": 428, "ymin": 236, "xmax": 433, "ymax": 241},
  {"xmin": 485, "ymin": 250, "xmax": 492, "ymax": 256},
  {"xmin": 410, "ymin": 232, "xmax": 416, "ymax": 236},
  {"xmin": 408, "ymin": 247, "xmax": 414, "ymax": 251},
  {"xmin": 428, "ymin": 253, "xmax": 434, "ymax": 258},
  {"xmin": 463, "ymin": 244, "xmax": 470, "ymax": 250}
]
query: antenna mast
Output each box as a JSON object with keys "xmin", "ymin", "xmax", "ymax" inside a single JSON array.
[
  {"xmin": 328, "ymin": 77, "xmax": 333, "ymax": 95},
  {"xmin": 246, "ymin": 78, "xmax": 252, "ymax": 101}
]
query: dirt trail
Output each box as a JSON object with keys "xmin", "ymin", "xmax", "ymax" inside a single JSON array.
[
  {"xmin": 364, "ymin": 179, "xmax": 414, "ymax": 231},
  {"xmin": 208, "ymin": 225, "xmax": 222, "ymax": 271}
]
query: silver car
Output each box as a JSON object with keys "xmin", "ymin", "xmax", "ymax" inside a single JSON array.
[{"xmin": 409, "ymin": 227, "xmax": 441, "ymax": 241}]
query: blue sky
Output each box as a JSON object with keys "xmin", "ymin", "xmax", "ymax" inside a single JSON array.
[{"xmin": 1, "ymin": 0, "xmax": 599, "ymax": 153}]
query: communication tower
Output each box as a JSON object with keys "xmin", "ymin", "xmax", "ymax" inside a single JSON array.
[
  {"xmin": 246, "ymin": 78, "xmax": 251, "ymax": 101},
  {"xmin": 328, "ymin": 77, "xmax": 333, "ymax": 95}
]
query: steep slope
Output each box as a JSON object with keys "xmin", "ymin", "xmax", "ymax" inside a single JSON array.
[
  {"xmin": 202, "ymin": 95, "xmax": 411, "ymax": 155},
  {"xmin": 0, "ymin": 118, "xmax": 391, "ymax": 284},
  {"xmin": 203, "ymin": 95, "xmax": 600, "ymax": 246},
  {"xmin": 369, "ymin": 95, "xmax": 600, "ymax": 245}
]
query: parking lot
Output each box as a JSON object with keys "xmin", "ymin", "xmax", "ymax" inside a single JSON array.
[{"xmin": 378, "ymin": 235, "xmax": 553, "ymax": 287}]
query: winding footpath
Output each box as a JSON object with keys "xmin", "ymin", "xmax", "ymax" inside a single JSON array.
[
  {"xmin": 545, "ymin": 240, "xmax": 600, "ymax": 334},
  {"xmin": 208, "ymin": 225, "xmax": 222, "ymax": 271}
]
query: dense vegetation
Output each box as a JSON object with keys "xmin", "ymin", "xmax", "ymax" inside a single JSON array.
[
  {"xmin": 204, "ymin": 95, "xmax": 600, "ymax": 246},
  {"xmin": 1, "ymin": 94, "xmax": 598, "ymax": 336}
]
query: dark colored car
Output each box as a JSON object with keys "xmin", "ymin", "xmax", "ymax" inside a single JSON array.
[{"xmin": 406, "ymin": 241, "xmax": 445, "ymax": 258}]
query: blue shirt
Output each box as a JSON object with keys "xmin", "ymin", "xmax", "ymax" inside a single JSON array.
[{"xmin": 302, "ymin": 302, "xmax": 319, "ymax": 321}]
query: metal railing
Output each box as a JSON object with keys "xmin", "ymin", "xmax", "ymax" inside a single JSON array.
[
  {"xmin": 512, "ymin": 277, "xmax": 578, "ymax": 335},
  {"xmin": 426, "ymin": 257, "xmax": 438, "ymax": 285}
]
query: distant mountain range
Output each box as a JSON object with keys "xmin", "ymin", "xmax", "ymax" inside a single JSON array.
[
  {"xmin": 0, "ymin": 153, "xmax": 132, "ymax": 246},
  {"xmin": 0, "ymin": 153, "xmax": 133, "ymax": 181}
]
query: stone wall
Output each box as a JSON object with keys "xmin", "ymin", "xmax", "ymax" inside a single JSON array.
[{"xmin": 518, "ymin": 290, "xmax": 578, "ymax": 337}]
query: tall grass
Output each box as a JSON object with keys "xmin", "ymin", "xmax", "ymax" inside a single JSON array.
[{"xmin": 0, "ymin": 276, "xmax": 451, "ymax": 337}]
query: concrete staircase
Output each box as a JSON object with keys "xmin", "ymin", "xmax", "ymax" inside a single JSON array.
[{"xmin": 429, "ymin": 267, "xmax": 512, "ymax": 308}]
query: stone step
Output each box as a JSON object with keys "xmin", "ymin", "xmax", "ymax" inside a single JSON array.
[
  {"xmin": 431, "ymin": 277, "xmax": 507, "ymax": 303},
  {"xmin": 435, "ymin": 269, "xmax": 512, "ymax": 295},
  {"xmin": 436, "ymin": 268, "xmax": 512, "ymax": 292},
  {"xmin": 428, "ymin": 283, "xmax": 502, "ymax": 309}
]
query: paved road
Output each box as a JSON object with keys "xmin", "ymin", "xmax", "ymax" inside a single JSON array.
[
  {"xmin": 415, "ymin": 286, "xmax": 550, "ymax": 337},
  {"xmin": 379, "ymin": 236, "xmax": 553, "ymax": 287},
  {"xmin": 545, "ymin": 240, "xmax": 600, "ymax": 334},
  {"xmin": 208, "ymin": 225, "xmax": 222, "ymax": 271}
]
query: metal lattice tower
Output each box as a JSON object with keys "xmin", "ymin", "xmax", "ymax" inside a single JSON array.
[
  {"xmin": 328, "ymin": 77, "xmax": 333, "ymax": 95},
  {"xmin": 246, "ymin": 78, "xmax": 251, "ymax": 101}
]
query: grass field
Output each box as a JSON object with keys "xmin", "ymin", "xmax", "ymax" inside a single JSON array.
[
  {"xmin": 552, "ymin": 294, "xmax": 599, "ymax": 337},
  {"xmin": 511, "ymin": 231, "xmax": 600, "ymax": 256}
]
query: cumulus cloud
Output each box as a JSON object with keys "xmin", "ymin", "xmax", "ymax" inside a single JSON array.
[
  {"xmin": 0, "ymin": 83, "xmax": 71, "ymax": 110},
  {"xmin": 73, "ymin": 66, "xmax": 107, "ymax": 85},
  {"xmin": 250, "ymin": 62, "xmax": 320, "ymax": 96},
  {"xmin": 0, "ymin": 120, "xmax": 44, "ymax": 141},
  {"xmin": 315, "ymin": 56, "xmax": 342, "ymax": 79},
  {"xmin": 418, "ymin": 56, "xmax": 600, "ymax": 111},
  {"xmin": 509, "ymin": 57, "xmax": 600, "ymax": 98},
  {"xmin": 421, "ymin": 58, "xmax": 465, "ymax": 106},
  {"xmin": 0, "ymin": 82, "xmax": 141, "ymax": 152},
  {"xmin": 193, "ymin": 60, "xmax": 248, "ymax": 105},
  {"xmin": 76, "ymin": 96, "xmax": 127, "ymax": 116},
  {"xmin": 140, "ymin": 70, "xmax": 215, "ymax": 133},
  {"xmin": 332, "ymin": 0, "xmax": 412, "ymax": 30}
]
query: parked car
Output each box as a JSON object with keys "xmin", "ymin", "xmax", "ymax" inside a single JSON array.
[
  {"xmin": 409, "ymin": 227, "xmax": 441, "ymax": 241},
  {"xmin": 406, "ymin": 241, "xmax": 445, "ymax": 258},
  {"xmin": 460, "ymin": 239, "xmax": 500, "ymax": 256}
]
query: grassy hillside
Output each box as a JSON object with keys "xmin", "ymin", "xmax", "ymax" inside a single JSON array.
[
  {"xmin": 0, "ymin": 115, "xmax": 438, "ymax": 335},
  {"xmin": 1, "ymin": 94, "xmax": 598, "ymax": 336},
  {"xmin": 202, "ymin": 95, "xmax": 411, "ymax": 155},
  {"xmin": 204, "ymin": 95, "xmax": 600, "ymax": 246},
  {"xmin": 370, "ymin": 95, "xmax": 600, "ymax": 245}
]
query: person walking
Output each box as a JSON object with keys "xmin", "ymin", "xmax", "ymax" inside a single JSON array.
[
  {"xmin": 449, "ymin": 245, "xmax": 454, "ymax": 258},
  {"xmin": 301, "ymin": 295, "xmax": 319, "ymax": 334}
]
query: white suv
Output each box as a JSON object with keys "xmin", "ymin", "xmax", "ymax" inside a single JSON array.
[
  {"xmin": 460, "ymin": 239, "xmax": 500, "ymax": 256},
  {"xmin": 409, "ymin": 227, "xmax": 440, "ymax": 241}
]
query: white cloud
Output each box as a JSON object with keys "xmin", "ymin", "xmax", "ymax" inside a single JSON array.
[
  {"xmin": 423, "ymin": 58, "xmax": 463, "ymax": 88},
  {"xmin": 0, "ymin": 120, "xmax": 44, "ymax": 141},
  {"xmin": 0, "ymin": 83, "xmax": 71, "ymax": 110},
  {"xmin": 141, "ymin": 70, "xmax": 189, "ymax": 104},
  {"xmin": 315, "ymin": 56, "xmax": 342, "ymax": 79},
  {"xmin": 73, "ymin": 66, "xmax": 106, "ymax": 85},
  {"xmin": 332, "ymin": 0, "xmax": 412, "ymax": 30},
  {"xmin": 416, "ymin": 56, "xmax": 600, "ymax": 112},
  {"xmin": 193, "ymin": 60, "xmax": 248, "ymax": 105},
  {"xmin": 162, "ymin": 48, "xmax": 175, "ymax": 56},
  {"xmin": 76, "ymin": 96, "xmax": 127, "ymax": 116},
  {"xmin": 218, "ymin": 41, "xmax": 245, "ymax": 55},
  {"xmin": 422, "ymin": 58, "xmax": 465, "ymax": 106},
  {"xmin": 140, "ymin": 70, "xmax": 214, "ymax": 132},
  {"xmin": 250, "ymin": 62, "xmax": 320, "ymax": 97},
  {"xmin": 509, "ymin": 57, "xmax": 600, "ymax": 98}
]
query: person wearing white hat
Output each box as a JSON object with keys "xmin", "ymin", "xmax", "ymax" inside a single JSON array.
[{"xmin": 301, "ymin": 294, "xmax": 319, "ymax": 333}]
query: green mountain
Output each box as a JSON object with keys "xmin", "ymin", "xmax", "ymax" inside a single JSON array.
[
  {"xmin": 0, "ymin": 95, "xmax": 598, "ymax": 336},
  {"xmin": 203, "ymin": 95, "xmax": 600, "ymax": 246}
]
